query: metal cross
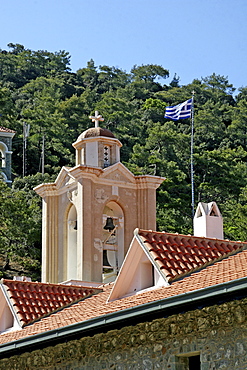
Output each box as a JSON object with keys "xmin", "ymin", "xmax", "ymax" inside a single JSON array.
[{"xmin": 89, "ymin": 111, "xmax": 104, "ymax": 128}]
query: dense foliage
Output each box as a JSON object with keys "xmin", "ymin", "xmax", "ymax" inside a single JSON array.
[{"xmin": 1, "ymin": 43, "xmax": 247, "ymax": 278}]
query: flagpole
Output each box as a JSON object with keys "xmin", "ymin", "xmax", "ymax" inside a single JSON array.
[
  {"xmin": 191, "ymin": 91, "xmax": 195, "ymax": 218},
  {"xmin": 23, "ymin": 122, "xmax": 30, "ymax": 177},
  {"xmin": 42, "ymin": 135, "xmax": 45, "ymax": 176},
  {"xmin": 164, "ymin": 97, "xmax": 195, "ymax": 218}
]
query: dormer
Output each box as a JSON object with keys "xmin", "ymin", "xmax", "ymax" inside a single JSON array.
[
  {"xmin": 193, "ymin": 202, "xmax": 224, "ymax": 239},
  {"xmin": 108, "ymin": 227, "xmax": 245, "ymax": 302},
  {"xmin": 108, "ymin": 229, "xmax": 169, "ymax": 302},
  {"xmin": 0, "ymin": 283, "xmax": 21, "ymax": 333}
]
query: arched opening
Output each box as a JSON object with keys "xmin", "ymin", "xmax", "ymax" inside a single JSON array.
[
  {"xmin": 67, "ymin": 204, "xmax": 78, "ymax": 280},
  {"xmin": 102, "ymin": 201, "xmax": 124, "ymax": 283},
  {"xmin": 0, "ymin": 142, "xmax": 8, "ymax": 168},
  {"xmin": 0, "ymin": 172, "xmax": 7, "ymax": 182},
  {"xmin": 103, "ymin": 145, "xmax": 111, "ymax": 167}
]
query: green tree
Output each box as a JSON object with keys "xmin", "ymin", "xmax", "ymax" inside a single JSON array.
[
  {"xmin": 131, "ymin": 64, "xmax": 169, "ymax": 82},
  {"xmin": 14, "ymin": 77, "xmax": 71, "ymax": 175},
  {"xmin": 0, "ymin": 179, "xmax": 42, "ymax": 279},
  {"xmin": 77, "ymin": 59, "xmax": 98, "ymax": 89}
]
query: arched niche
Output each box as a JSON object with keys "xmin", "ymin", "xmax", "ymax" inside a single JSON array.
[
  {"xmin": 67, "ymin": 204, "xmax": 78, "ymax": 280},
  {"xmin": 0, "ymin": 142, "xmax": 8, "ymax": 168},
  {"xmin": 102, "ymin": 201, "xmax": 124, "ymax": 283}
]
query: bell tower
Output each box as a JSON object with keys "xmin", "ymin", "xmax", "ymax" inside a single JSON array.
[
  {"xmin": 35, "ymin": 112, "xmax": 164, "ymax": 284},
  {"xmin": 73, "ymin": 111, "xmax": 122, "ymax": 169}
]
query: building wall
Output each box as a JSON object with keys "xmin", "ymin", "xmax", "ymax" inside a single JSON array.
[
  {"xmin": 38, "ymin": 166, "xmax": 161, "ymax": 284},
  {"xmin": 0, "ymin": 297, "xmax": 247, "ymax": 369}
]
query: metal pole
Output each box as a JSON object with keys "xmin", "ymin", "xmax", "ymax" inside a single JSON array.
[
  {"xmin": 42, "ymin": 135, "xmax": 45, "ymax": 175},
  {"xmin": 23, "ymin": 122, "xmax": 30, "ymax": 177},
  {"xmin": 23, "ymin": 122, "xmax": 25, "ymax": 177},
  {"xmin": 23, "ymin": 122, "xmax": 27, "ymax": 177},
  {"xmin": 191, "ymin": 92, "xmax": 195, "ymax": 218}
]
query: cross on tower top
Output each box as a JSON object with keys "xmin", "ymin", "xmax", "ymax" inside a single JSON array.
[{"xmin": 89, "ymin": 111, "xmax": 104, "ymax": 128}]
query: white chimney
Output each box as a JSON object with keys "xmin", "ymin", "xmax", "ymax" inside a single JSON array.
[{"xmin": 193, "ymin": 202, "xmax": 224, "ymax": 239}]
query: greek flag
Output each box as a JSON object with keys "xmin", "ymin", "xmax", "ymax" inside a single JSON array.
[{"xmin": 165, "ymin": 99, "xmax": 192, "ymax": 121}]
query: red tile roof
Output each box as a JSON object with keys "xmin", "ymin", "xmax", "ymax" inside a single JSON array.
[
  {"xmin": 137, "ymin": 229, "xmax": 247, "ymax": 281},
  {"xmin": 0, "ymin": 126, "xmax": 15, "ymax": 133},
  {"xmin": 2, "ymin": 279, "xmax": 102, "ymax": 326},
  {"xmin": 0, "ymin": 231, "xmax": 247, "ymax": 347},
  {"xmin": 0, "ymin": 249, "xmax": 247, "ymax": 346}
]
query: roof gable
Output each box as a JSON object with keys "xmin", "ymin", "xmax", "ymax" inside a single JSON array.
[
  {"xmin": 108, "ymin": 234, "xmax": 168, "ymax": 302},
  {"xmin": 137, "ymin": 229, "xmax": 247, "ymax": 281},
  {"xmin": 195, "ymin": 201, "xmax": 221, "ymax": 217},
  {"xmin": 0, "ymin": 285, "xmax": 21, "ymax": 333},
  {"xmin": 34, "ymin": 165, "xmax": 104, "ymax": 196},
  {"xmin": 1, "ymin": 280, "xmax": 102, "ymax": 327},
  {"xmin": 101, "ymin": 162, "xmax": 136, "ymax": 184},
  {"xmin": 109, "ymin": 228, "xmax": 247, "ymax": 301},
  {"xmin": 101, "ymin": 163, "xmax": 165, "ymax": 190}
]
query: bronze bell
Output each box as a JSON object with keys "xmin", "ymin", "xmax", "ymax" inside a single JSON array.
[{"xmin": 103, "ymin": 217, "xmax": 115, "ymax": 232}]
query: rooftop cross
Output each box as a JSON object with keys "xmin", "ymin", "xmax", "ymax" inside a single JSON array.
[{"xmin": 89, "ymin": 111, "xmax": 104, "ymax": 128}]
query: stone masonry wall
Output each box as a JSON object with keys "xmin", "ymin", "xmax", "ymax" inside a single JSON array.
[{"xmin": 0, "ymin": 297, "xmax": 247, "ymax": 370}]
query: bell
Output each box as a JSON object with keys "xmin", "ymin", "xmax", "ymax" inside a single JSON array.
[{"xmin": 103, "ymin": 217, "xmax": 115, "ymax": 232}]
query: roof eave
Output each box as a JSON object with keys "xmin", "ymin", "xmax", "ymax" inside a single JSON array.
[{"xmin": 1, "ymin": 276, "xmax": 247, "ymax": 356}]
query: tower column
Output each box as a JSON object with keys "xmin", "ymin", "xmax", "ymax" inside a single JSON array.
[{"xmin": 41, "ymin": 194, "xmax": 59, "ymax": 283}]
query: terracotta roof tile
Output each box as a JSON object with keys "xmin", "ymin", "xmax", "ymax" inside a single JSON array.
[
  {"xmin": 1, "ymin": 250, "xmax": 247, "ymax": 346},
  {"xmin": 138, "ymin": 230, "xmax": 247, "ymax": 281},
  {"xmin": 0, "ymin": 234, "xmax": 247, "ymax": 346},
  {"xmin": 1, "ymin": 279, "xmax": 102, "ymax": 326},
  {"xmin": 0, "ymin": 126, "xmax": 15, "ymax": 133}
]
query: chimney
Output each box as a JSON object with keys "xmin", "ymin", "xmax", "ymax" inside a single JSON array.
[{"xmin": 193, "ymin": 202, "xmax": 224, "ymax": 239}]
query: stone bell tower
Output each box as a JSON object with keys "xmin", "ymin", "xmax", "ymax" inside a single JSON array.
[{"xmin": 35, "ymin": 112, "xmax": 164, "ymax": 284}]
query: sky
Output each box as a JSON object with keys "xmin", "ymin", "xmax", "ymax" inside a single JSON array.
[{"xmin": 1, "ymin": 0, "xmax": 247, "ymax": 91}]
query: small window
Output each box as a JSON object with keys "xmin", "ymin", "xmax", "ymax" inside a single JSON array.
[
  {"xmin": 103, "ymin": 145, "xmax": 110, "ymax": 167},
  {"xmin": 0, "ymin": 149, "xmax": 6, "ymax": 168},
  {"xmin": 176, "ymin": 353, "xmax": 201, "ymax": 370},
  {"xmin": 189, "ymin": 355, "xmax": 200, "ymax": 369}
]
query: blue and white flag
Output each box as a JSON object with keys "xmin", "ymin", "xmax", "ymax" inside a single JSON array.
[{"xmin": 165, "ymin": 99, "xmax": 192, "ymax": 121}]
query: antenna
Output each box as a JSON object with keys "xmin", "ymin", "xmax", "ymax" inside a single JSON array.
[
  {"xmin": 191, "ymin": 91, "xmax": 195, "ymax": 218},
  {"xmin": 41, "ymin": 135, "xmax": 45, "ymax": 175},
  {"xmin": 23, "ymin": 122, "xmax": 30, "ymax": 177}
]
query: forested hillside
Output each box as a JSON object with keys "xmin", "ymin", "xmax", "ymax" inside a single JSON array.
[{"xmin": 1, "ymin": 43, "xmax": 247, "ymax": 279}]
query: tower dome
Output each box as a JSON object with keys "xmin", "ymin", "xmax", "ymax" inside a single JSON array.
[
  {"xmin": 76, "ymin": 127, "xmax": 116, "ymax": 142},
  {"xmin": 73, "ymin": 111, "xmax": 122, "ymax": 169}
]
